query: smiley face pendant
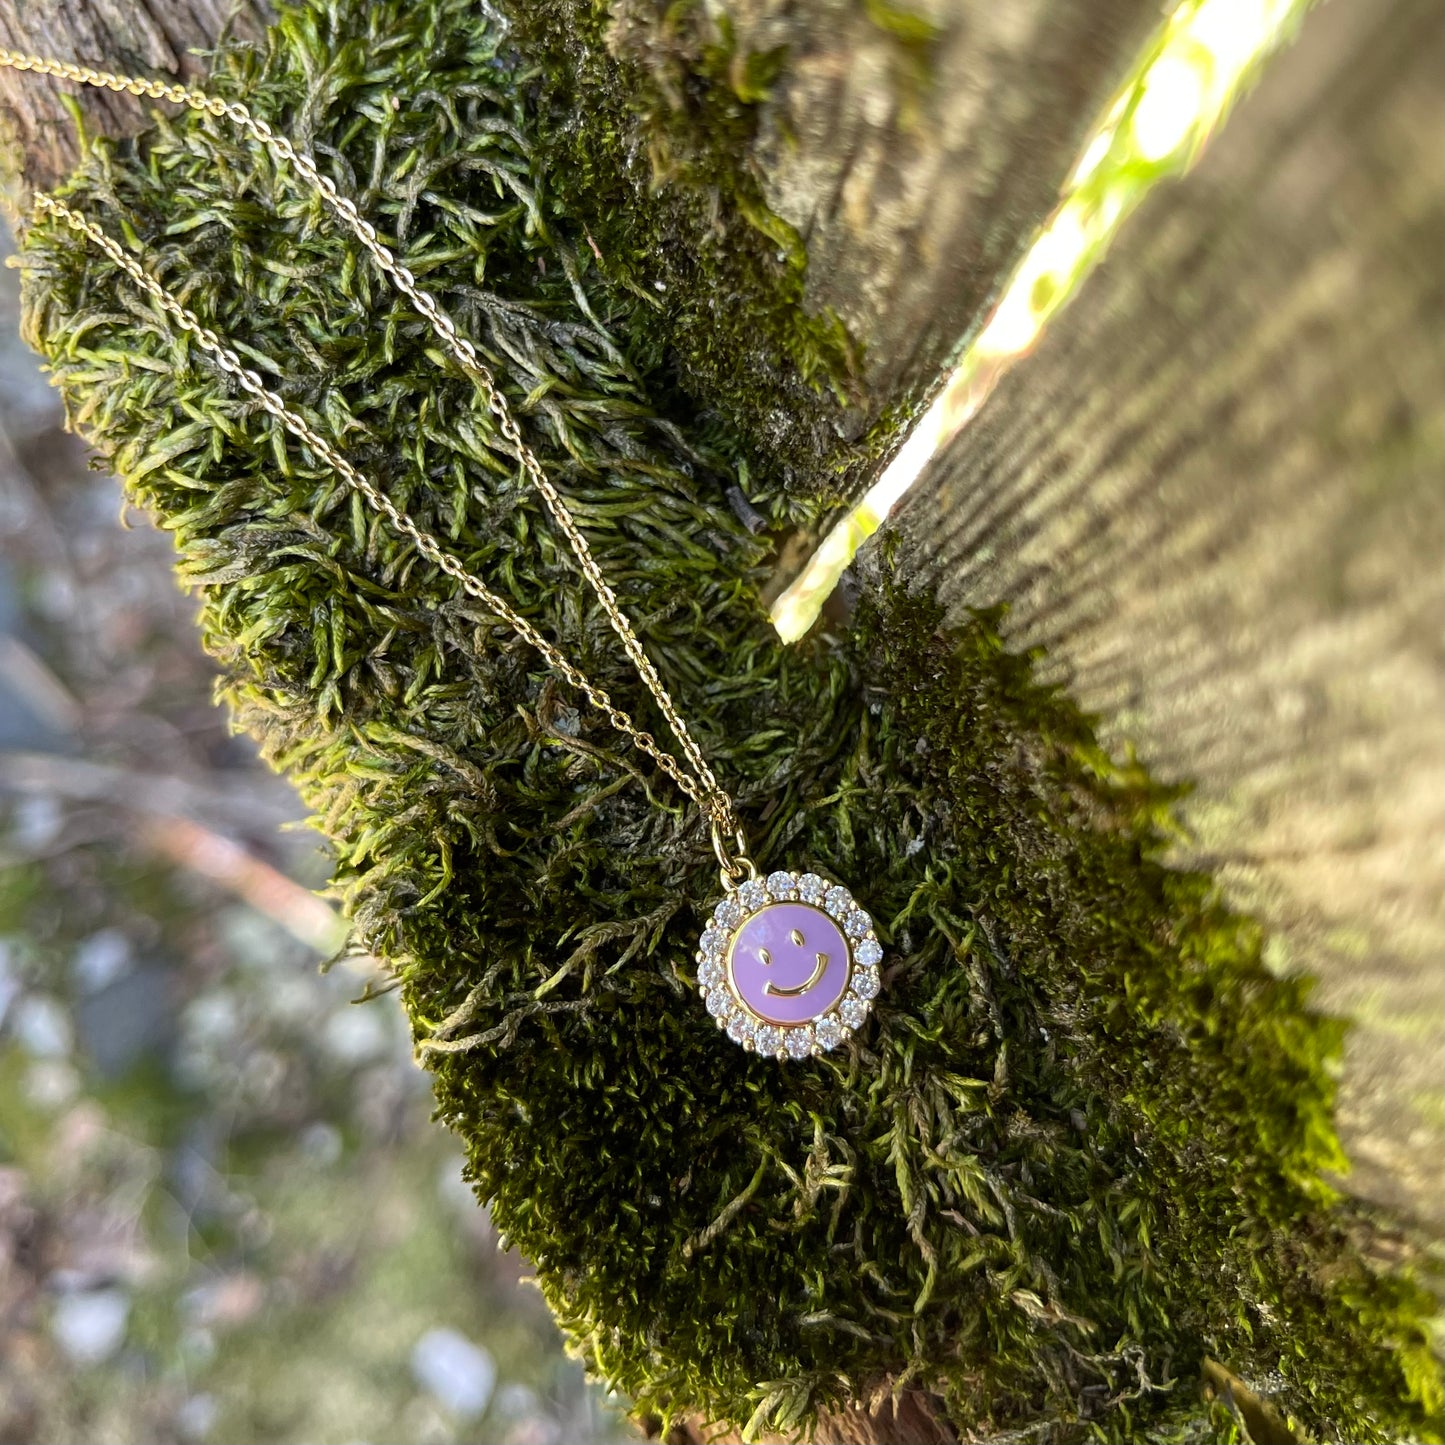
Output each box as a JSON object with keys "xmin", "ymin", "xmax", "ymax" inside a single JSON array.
[{"xmin": 695, "ymin": 872, "xmax": 882, "ymax": 1059}]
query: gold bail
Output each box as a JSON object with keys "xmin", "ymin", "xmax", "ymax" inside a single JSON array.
[{"xmin": 710, "ymin": 815, "xmax": 758, "ymax": 890}]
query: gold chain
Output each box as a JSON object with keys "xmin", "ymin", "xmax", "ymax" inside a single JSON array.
[{"xmin": 1, "ymin": 47, "xmax": 756, "ymax": 875}]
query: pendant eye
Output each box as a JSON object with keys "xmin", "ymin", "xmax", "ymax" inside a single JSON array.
[
  {"xmin": 758, "ymin": 947, "xmax": 772, "ymax": 966},
  {"xmin": 789, "ymin": 928, "xmax": 805, "ymax": 946}
]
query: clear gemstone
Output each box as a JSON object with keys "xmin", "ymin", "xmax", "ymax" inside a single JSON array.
[
  {"xmin": 754, "ymin": 1025, "xmax": 783, "ymax": 1056},
  {"xmin": 738, "ymin": 879, "xmax": 769, "ymax": 912},
  {"xmin": 706, "ymin": 988, "xmax": 735, "ymax": 1020},
  {"xmin": 700, "ymin": 927, "xmax": 725, "ymax": 957},
  {"xmin": 766, "ymin": 871, "xmax": 796, "ymax": 899},
  {"xmin": 856, "ymin": 937, "xmax": 883, "ymax": 967},
  {"xmin": 784, "ymin": 1027, "xmax": 814, "ymax": 1059},
  {"xmin": 713, "ymin": 896, "xmax": 742, "ymax": 929},
  {"xmin": 851, "ymin": 967, "xmax": 880, "ymax": 1000},
  {"xmin": 824, "ymin": 886, "xmax": 852, "ymax": 918},
  {"xmin": 798, "ymin": 874, "xmax": 828, "ymax": 903},
  {"xmin": 839, "ymin": 994, "xmax": 869, "ymax": 1029},
  {"xmin": 698, "ymin": 957, "xmax": 724, "ymax": 989},
  {"xmin": 814, "ymin": 1015, "xmax": 843, "ymax": 1051},
  {"xmin": 727, "ymin": 1014, "xmax": 756, "ymax": 1045},
  {"xmin": 845, "ymin": 910, "xmax": 871, "ymax": 939}
]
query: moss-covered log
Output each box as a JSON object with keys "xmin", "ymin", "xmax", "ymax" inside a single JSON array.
[
  {"xmin": 3, "ymin": 0, "xmax": 1440, "ymax": 1440},
  {"xmin": 3, "ymin": 0, "xmax": 1163, "ymax": 499}
]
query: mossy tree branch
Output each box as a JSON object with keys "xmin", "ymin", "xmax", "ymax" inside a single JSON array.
[{"xmin": 4, "ymin": 0, "xmax": 1441, "ymax": 1441}]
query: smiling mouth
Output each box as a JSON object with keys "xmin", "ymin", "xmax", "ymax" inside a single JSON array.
[{"xmin": 762, "ymin": 952, "xmax": 829, "ymax": 997}]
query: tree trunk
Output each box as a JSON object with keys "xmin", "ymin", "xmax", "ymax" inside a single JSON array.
[{"xmin": 899, "ymin": 0, "xmax": 1444, "ymax": 1223}]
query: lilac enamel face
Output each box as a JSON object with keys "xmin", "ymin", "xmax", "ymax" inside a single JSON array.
[
  {"xmin": 728, "ymin": 901, "xmax": 851, "ymax": 1026},
  {"xmin": 697, "ymin": 870, "xmax": 881, "ymax": 1057}
]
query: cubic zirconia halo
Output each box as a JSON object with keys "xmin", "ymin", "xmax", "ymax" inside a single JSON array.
[{"xmin": 695, "ymin": 870, "xmax": 882, "ymax": 1059}]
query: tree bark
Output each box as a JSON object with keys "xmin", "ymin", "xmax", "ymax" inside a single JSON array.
[
  {"xmin": 898, "ymin": 0, "xmax": 1445, "ymax": 1223},
  {"xmin": 0, "ymin": 0, "xmax": 273, "ymax": 211}
]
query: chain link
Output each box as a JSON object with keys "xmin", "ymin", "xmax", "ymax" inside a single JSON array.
[
  {"xmin": 1, "ymin": 48, "xmax": 745, "ymax": 850},
  {"xmin": 32, "ymin": 193, "xmax": 723, "ymax": 819}
]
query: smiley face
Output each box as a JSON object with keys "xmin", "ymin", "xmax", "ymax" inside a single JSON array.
[{"xmin": 727, "ymin": 901, "xmax": 852, "ymax": 1026}]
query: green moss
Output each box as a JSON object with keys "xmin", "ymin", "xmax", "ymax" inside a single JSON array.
[
  {"xmin": 15, "ymin": 0, "xmax": 1440, "ymax": 1439},
  {"xmin": 502, "ymin": 0, "xmax": 870, "ymax": 502}
]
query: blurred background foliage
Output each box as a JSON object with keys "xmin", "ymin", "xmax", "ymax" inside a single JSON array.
[{"xmin": 0, "ymin": 225, "xmax": 629, "ymax": 1445}]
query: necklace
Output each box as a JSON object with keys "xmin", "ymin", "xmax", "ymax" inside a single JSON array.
[{"xmin": 1, "ymin": 48, "xmax": 885, "ymax": 1061}]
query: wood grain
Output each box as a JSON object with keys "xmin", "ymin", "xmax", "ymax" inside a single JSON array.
[{"xmin": 899, "ymin": 0, "xmax": 1445, "ymax": 1221}]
